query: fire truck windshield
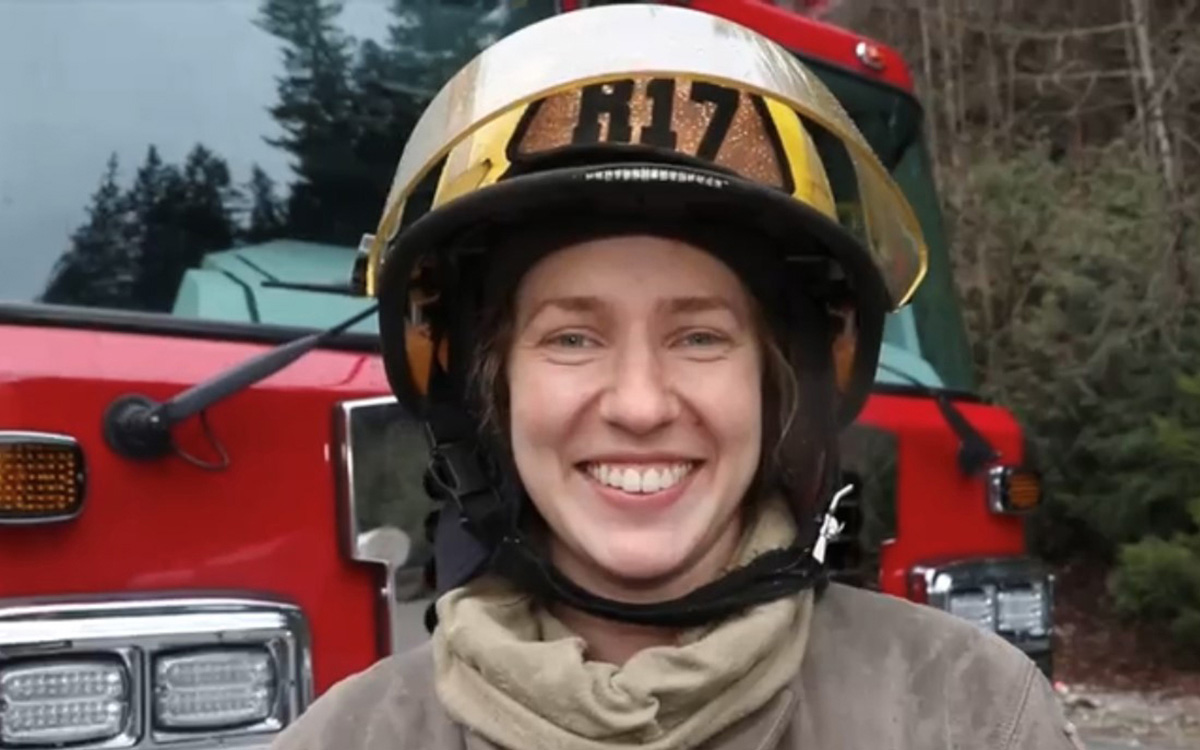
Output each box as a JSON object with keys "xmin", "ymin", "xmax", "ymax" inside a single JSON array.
[
  {"xmin": 0, "ymin": 1, "xmax": 975, "ymax": 395},
  {"xmin": 803, "ymin": 58, "xmax": 977, "ymax": 394}
]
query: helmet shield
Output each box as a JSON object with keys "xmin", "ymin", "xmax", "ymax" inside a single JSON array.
[{"xmin": 365, "ymin": 4, "xmax": 926, "ymax": 309}]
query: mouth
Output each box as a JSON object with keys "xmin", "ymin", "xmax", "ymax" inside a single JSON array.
[{"xmin": 577, "ymin": 460, "xmax": 700, "ymax": 496}]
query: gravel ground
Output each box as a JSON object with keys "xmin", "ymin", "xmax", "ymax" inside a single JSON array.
[
  {"xmin": 1085, "ymin": 739, "xmax": 1186, "ymax": 750},
  {"xmin": 1059, "ymin": 685, "xmax": 1200, "ymax": 749}
]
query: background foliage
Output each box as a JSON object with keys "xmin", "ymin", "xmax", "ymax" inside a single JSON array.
[{"xmin": 823, "ymin": 0, "xmax": 1200, "ymax": 654}]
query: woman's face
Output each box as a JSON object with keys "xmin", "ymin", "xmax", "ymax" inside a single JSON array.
[{"xmin": 506, "ymin": 235, "xmax": 763, "ymax": 602}]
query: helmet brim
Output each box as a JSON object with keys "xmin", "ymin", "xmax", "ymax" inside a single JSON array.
[{"xmin": 377, "ymin": 160, "xmax": 887, "ymax": 425}]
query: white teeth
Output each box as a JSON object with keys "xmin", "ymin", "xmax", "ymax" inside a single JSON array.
[
  {"xmin": 586, "ymin": 462, "xmax": 694, "ymax": 494},
  {"xmin": 643, "ymin": 468, "xmax": 662, "ymax": 493},
  {"xmin": 620, "ymin": 468, "xmax": 638, "ymax": 493}
]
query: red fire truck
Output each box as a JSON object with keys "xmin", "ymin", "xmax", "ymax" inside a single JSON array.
[{"xmin": 0, "ymin": 2, "xmax": 1049, "ymax": 748}]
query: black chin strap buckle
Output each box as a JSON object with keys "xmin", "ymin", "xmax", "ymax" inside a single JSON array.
[
  {"xmin": 421, "ymin": 405, "xmax": 506, "ymax": 545},
  {"xmin": 426, "ymin": 437, "xmax": 490, "ymax": 504},
  {"xmin": 418, "ymin": 405, "xmax": 513, "ymax": 609},
  {"xmin": 423, "ymin": 408, "xmax": 490, "ymax": 504}
]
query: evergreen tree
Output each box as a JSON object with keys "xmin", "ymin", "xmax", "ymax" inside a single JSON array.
[
  {"xmin": 252, "ymin": 0, "xmax": 532, "ymax": 249},
  {"xmin": 257, "ymin": 0, "xmax": 364, "ymax": 244},
  {"xmin": 124, "ymin": 146, "xmax": 168, "ymax": 231},
  {"xmin": 40, "ymin": 154, "xmax": 139, "ymax": 308},
  {"xmin": 128, "ymin": 144, "xmax": 239, "ymax": 312},
  {"xmin": 243, "ymin": 165, "xmax": 287, "ymax": 242},
  {"xmin": 179, "ymin": 145, "xmax": 238, "ymax": 253},
  {"xmin": 345, "ymin": 37, "xmax": 424, "ymax": 225},
  {"xmin": 386, "ymin": 0, "xmax": 507, "ymax": 95}
]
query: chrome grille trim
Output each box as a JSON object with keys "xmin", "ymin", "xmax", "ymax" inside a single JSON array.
[
  {"xmin": 334, "ymin": 396, "xmax": 435, "ymax": 656},
  {"xmin": 0, "ymin": 595, "xmax": 311, "ymax": 749}
]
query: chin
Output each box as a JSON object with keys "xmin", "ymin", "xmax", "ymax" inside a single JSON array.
[
  {"xmin": 541, "ymin": 478, "xmax": 747, "ymax": 600},
  {"xmin": 583, "ymin": 530, "xmax": 703, "ymax": 592}
]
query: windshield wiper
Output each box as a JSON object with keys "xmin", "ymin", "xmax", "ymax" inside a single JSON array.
[
  {"xmin": 875, "ymin": 361, "xmax": 999, "ymax": 477},
  {"xmin": 231, "ymin": 250, "xmax": 362, "ymax": 296},
  {"xmin": 259, "ymin": 280, "xmax": 360, "ymax": 295},
  {"xmin": 102, "ymin": 303, "xmax": 379, "ymax": 462}
]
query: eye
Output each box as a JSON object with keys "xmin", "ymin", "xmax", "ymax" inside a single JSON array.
[
  {"xmin": 545, "ymin": 331, "xmax": 598, "ymax": 349},
  {"xmin": 676, "ymin": 330, "xmax": 729, "ymax": 348}
]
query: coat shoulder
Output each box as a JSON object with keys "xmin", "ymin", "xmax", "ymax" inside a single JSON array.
[
  {"xmin": 796, "ymin": 584, "xmax": 1079, "ymax": 749},
  {"xmin": 809, "ymin": 582, "xmax": 1023, "ymax": 664},
  {"xmin": 269, "ymin": 642, "xmax": 463, "ymax": 750}
]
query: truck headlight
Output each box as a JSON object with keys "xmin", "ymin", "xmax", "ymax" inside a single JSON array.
[
  {"xmin": 0, "ymin": 658, "xmax": 131, "ymax": 746},
  {"xmin": 946, "ymin": 584, "xmax": 998, "ymax": 633},
  {"xmin": 154, "ymin": 648, "xmax": 275, "ymax": 730},
  {"xmin": 997, "ymin": 582, "xmax": 1049, "ymax": 637},
  {"xmin": 912, "ymin": 558, "xmax": 1052, "ymax": 642}
]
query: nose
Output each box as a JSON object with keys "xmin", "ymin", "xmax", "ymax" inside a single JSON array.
[{"xmin": 598, "ymin": 335, "xmax": 679, "ymax": 434}]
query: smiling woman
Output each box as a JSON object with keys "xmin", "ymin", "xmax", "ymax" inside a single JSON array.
[
  {"xmin": 466, "ymin": 219, "xmax": 833, "ymax": 628},
  {"xmin": 267, "ymin": 6, "xmax": 1082, "ymax": 750},
  {"xmin": 505, "ymin": 236, "xmax": 764, "ymax": 621}
]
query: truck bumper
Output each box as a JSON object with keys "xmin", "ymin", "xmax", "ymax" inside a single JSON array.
[{"xmin": 910, "ymin": 556, "xmax": 1056, "ymax": 679}]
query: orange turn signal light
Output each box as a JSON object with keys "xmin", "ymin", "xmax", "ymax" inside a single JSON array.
[
  {"xmin": 987, "ymin": 465, "xmax": 1042, "ymax": 514},
  {"xmin": 0, "ymin": 432, "xmax": 86, "ymax": 523}
]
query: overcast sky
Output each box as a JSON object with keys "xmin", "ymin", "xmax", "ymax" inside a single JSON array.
[{"xmin": 0, "ymin": 0, "xmax": 392, "ymax": 302}]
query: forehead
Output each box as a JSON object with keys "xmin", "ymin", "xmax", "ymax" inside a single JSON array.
[{"xmin": 514, "ymin": 235, "xmax": 749, "ymax": 308}]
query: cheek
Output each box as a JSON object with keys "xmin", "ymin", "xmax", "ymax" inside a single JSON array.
[
  {"xmin": 715, "ymin": 368, "xmax": 764, "ymax": 507},
  {"xmin": 677, "ymin": 356, "xmax": 763, "ymax": 455},
  {"xmin": 722, "ymin": 367, "xmax": 763, "ymax": 463},
  {"xmin": 505, "ymin": 357, "xmax": 582, "ymax": 478}
]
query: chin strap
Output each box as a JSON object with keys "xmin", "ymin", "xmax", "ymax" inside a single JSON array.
[
  {"xmin": 491, "ymin": 536, "xmax": 830, "ymax": 629},
  {"xmin": 420, "ymin": 404, "xmax": 849, "ymax": 632},
  {"xmin": 421, "ymin": 405, "xmax": 505, "ymax": 582}
]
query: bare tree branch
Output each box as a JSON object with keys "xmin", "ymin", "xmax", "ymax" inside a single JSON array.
[
  {"xmin": 918, "ymin": 0, "xmax": 942, "ymax": 174},
  {"xmin": 1130, "ymin": 0, "xmax": 1180, "ymax": 194},
  {"xmin": 959, "ymin": 21, "xmax": 1133, "ymax": 41},
  {"xmin": 1012, "ymin": 69, "xmax": 1145, "ymax": 83}
]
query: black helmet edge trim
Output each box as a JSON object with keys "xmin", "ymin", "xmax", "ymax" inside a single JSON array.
[{"xmin": 377, "ymin": 161, "xmax": 890, "ymax": 426}]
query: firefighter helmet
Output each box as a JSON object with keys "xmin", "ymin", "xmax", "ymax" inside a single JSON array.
[{"xmin": 364, "ymin": 3, "xmax": 928, "ymax": 427}]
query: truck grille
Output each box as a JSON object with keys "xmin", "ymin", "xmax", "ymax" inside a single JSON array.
[{"xmin": 0, "ymin": 596, "xmax": 311, "ymax": 749}]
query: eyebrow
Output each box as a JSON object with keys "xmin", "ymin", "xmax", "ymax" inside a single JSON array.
[
  {"xmin": 519, "ymin": 296, "xmax": 606, "ymax": 329},
  {"xmin": 661, "ymin": 295, "xmax": 741, "ymax": 317},
  {"xmin": 520, "ymin": 294, "xmax": 744, "ymax": 327},
  {"xmin": 525, "ymin": 295, "xmax": 605, "ymax": 318}
]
